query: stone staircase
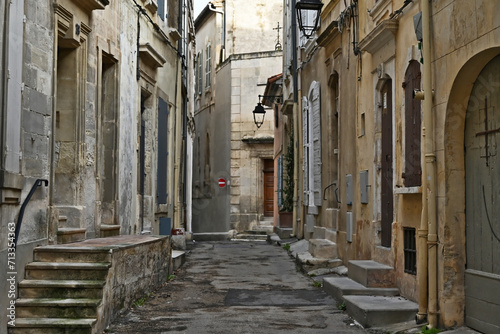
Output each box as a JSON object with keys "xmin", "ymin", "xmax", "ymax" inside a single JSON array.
[
  {"xmin": 9, "ymin": 235, "xmax": 172, "ymax": 334},
  {"xmin": 10, "ymin": 246, "xmax": 111, "ymax": 334},
  {"xmin": 323, "ymin": 260, "xmax": 418, "ymax": 328}
]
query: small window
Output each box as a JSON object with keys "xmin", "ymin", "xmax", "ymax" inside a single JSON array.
[
  {"xmin": 205, "ymin": 44, "xmax": 211, "ymax": 88},
  {"xmin": 404, "ymin": 227, "xmax": 417, "ymax": 275},
  {"xmin": 157, "ymin": 0, "xmax": 167, "ymax": 21}
]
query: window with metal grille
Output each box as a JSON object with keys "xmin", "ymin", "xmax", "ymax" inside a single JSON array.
[{"xmin": 404, "ymin": 227, "xmax": 417, "ymax": 275}]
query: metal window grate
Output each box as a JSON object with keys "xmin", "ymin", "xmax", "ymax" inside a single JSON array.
[{"xmin": 404, "ymin": 227, "xmax": 417, "ymax": 275}]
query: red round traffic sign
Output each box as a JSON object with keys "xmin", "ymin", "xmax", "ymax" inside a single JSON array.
[{"xmin": 218, "ymin": 178, "xmax": 226, "ymax": 188}]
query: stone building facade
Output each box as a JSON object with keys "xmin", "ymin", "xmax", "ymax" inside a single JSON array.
[
  {"xmin": 192, "ymin": 0, "xmax": 282, "ymax": 237},
  {"xmin": 283, "ymin": 0, "xmax": 500, "ymax": 332},
  {"xmin": 0, "ymin": 0, "xmax": 195, "ymax": 330}
]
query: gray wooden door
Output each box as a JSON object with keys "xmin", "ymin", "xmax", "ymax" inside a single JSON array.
[{"xmin": 465, "ymin": 54, "xmax": 500, "ymax": 334}]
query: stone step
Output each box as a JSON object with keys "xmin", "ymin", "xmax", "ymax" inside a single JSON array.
[
  {"xmin": 34, "ymin": 246, "xmax": 112, "ymax": 263},
  {"xmin": 16, "ymin": 298, "xmax": 101, "ymax": 318},
  {"xmin": 8, "ymin": 318, "xmax": 95, "ymax": 334},
  {"xmin": 348, "ymin": 260, "xmax": 395, "ymax": 288},
  {"xmin": 343, "ymin": 295, "xmax": 418, "ymax": 328},
  {"xmin": 309, "ymin": 239, "xmax": 338, "ymax": 259},
  {"xmin": 25, "ymin": 262, "xmax": 111, "ymax": 280},
  {"xmin": 100, "ymin": 224, "xmax": 120, "ymax": 238},
  {"xmin": 172, "ymin": 251, "xmax": 185, "ymax": 271},
  {"xmin": 323, "ymin": 276, "xmax": 400, "ymax": 303},
  {"xmin": 296, "ymin": 252, "xmax": 343, "ymax": 272},
  {"xmin": 57, "ymin": 228, "xmax": 86, "ymax": 244},
  {"xmin": 18, "ymin": 280, "xmax": 105, "ymax": 299},
  {"xmin": 233, "ymin": 234, "xmax": 268, "ymax": 241}
]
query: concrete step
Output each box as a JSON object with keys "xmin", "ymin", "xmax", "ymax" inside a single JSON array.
[
  {"xmin": 57, "ymin": 228, "xmax": 86, "ymax": 244},
  {"xmin": 172, "ymin": 251, "xmax": 185, "ymax": 271},
  {"xmin": 323, "ymin": 276, "xmax": 399, "ymax": 303},
  {"xmin": 309, "ymin": 239, "xmax": 338, "ymax": 258},
  {"xmin": 296, "ymin": 251, "xmax": 343, "ymax": 272},
  {"xmin": 25, "ymin": 262, "xmax": 111, "ymax": 280},
  {"xmin": 34, "ymin": 247, "xmax": 112, "ymax": 263},
  {"xmin": 343, "ymin": 295, "xmax": 418, "ymax": 328},
  {"xmin": 100, "ymin": 224, "xmax": 120, "ymax": 238},
  {"xmin": 348, "ymin": 260, "xmax": 395, "ymax": 288},
  {"xmin": 275, "ymin": 227, "xmax": 293, "ymax": 239},
  {"xmin": 16, "ymin": 298, "xmax": 101, "ymax": 318},
  {"xmin": 8, "ymin": 318, "xmax": 95, "ymax": 334},
  {"xmin": 233, "ymin": 233, "xmax": 268, "ymax": 241},
  {"xmin": 18, "ymin": 280, "xmax": 105, "ymax": 299}
]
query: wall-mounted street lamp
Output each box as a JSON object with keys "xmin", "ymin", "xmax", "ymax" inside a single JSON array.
[
  {"xmin": 295, "ymin": 0, "xmax": 324, "ymax": 38},
  {"xmin": 252, "ymin": 95, "xmax": 282, "ymax": 129}
]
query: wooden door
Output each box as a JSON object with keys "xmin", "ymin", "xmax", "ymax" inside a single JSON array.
[
  {"xmin": 264, "ymin": 160, "xmax": 274, "ymax": 217},
  {"xmin": 381, "ymin": 80, "xmax": 393, "ymax": 248},
  {"xmin": 465, "ymin": 55, "xmax": 500, "ymax": 334}
]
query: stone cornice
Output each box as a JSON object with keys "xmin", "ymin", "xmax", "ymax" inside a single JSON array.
[{"xmin": 358, "ymin": 19, "xmax": 398, "ymax": 54}]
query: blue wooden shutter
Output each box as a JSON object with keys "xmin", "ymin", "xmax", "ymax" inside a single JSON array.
[{"xmin": 157, "ymin": 98, "xmax": 169, "ymax": 204}]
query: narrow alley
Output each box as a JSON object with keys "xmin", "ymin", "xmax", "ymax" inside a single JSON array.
[{"xmin": 105, "ymin": 240, "xmax": 365, "ymax": 334}]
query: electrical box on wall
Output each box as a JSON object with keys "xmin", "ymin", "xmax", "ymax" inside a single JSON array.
[
  {"xmin": 346, "ymin": 174, "xmax": 353, "ymax": 205},
  {"xmin": 360, "ymin": 170, "xmax": 369, "ymax": 204}
]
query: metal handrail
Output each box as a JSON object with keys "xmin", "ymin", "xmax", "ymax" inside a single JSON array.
[{"xmin": 14, "ymin": 179, "xmax": 48, "ymax": 248}]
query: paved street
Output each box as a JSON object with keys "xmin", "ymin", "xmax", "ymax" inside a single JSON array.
[{"xmin": 105, "ymin": 241, "xmax": 366, "ymax": 334}]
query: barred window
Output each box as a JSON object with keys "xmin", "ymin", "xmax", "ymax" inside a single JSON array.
[{"xmin": 404, "ymin": 228, "xmax": 417, "ymax": 275}]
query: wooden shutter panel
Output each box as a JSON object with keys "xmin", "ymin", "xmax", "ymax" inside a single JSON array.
[
  {"xmin": 302, "ymin": 96, "xmax": 309, "ymax": 206},
  {"xmin": 157, "ymin": 98, "xmax": 169, "ymax": 204},
  {"xmin": 310, "ymin": 81, "xmax": 322, "ymax": 206}
]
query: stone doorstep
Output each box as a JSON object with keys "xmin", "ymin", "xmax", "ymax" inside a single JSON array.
[
  {"xmin": 296, "ymin": 251, "xmax": 343, "ymax": 272},
  {"xmin": 172, "ymin": 250, "xmax": 185, "ymax": 271},
  {"xmin": 309, "ymin": 238, "xmax": 338, "ymax": 258},
  {"xmin": 343, "ymin": 295, "xmax": 418, "ymax": 328},
  {"xmin": 57, "ymin": 227, "xmax": 87, "ymax": 244},
  {"xmin": 348, "ymin": 260, "xmax": 395, "ymax": 288},
  {"xmin": 100, "ymin": 224, "xmax": 120, "ymax": 238},
  {"xmin": 25, "ymin": 262, "xmax": 111, "ymax": 280},
  {"xmin": 323, "ymin": 276, "xmax": 399, "ymax": 303}
]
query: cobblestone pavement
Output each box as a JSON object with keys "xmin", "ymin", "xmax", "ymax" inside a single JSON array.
[{"xmin": 104, "ymin": 240, "xmax": 367, "ymax": 334}]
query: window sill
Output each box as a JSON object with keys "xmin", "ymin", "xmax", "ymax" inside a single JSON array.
[{"xmin": 394, "ymin": 186, "xmax": 421, "ymax": 194}]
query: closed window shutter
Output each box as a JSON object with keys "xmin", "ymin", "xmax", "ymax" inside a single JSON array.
[
  {"xmin": 302, "ymin": 96, "xmax": 309, "ymax": 206},
  {"xmin": 198, "ymin": 53, "xmax": 203, "ymax": 94},
  {"xmin": 157, "ymin": 98, "xmax": 169, "ymax": 204},
  {"xmin": 310, "ymin": 81, "xmax": 322, "ymax": 206}
]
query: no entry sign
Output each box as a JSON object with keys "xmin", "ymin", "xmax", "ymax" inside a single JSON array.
[{"xmin": 218, "ymin": 178, "xmax": 227, "ymax": 188}]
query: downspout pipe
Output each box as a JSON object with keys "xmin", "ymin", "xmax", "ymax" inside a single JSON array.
[
  {"xmin": 421, "ymin": 0, "xmax": 438, "ymax": 328},
  {"xmin": 208, "ymin": 2, "xmax": 225, "ymax": 63},
  {"xmin": 1, "ymin": 0, "xmax": 9, "ymax": 167},
  {"xmin": 291, "ymin": 0, "xmax": 300, "ymax": 238}
]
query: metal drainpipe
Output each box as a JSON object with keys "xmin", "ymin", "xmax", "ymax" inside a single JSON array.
[
  {"xmin": 1, "ymin": 0, "xmax": 10, "ymax": 168},
  {"xmin": 291, "ymin": 0, "xmax": 300, "ymax": 238},
  {"xmin": 421, "ymin": 0, "xmax": 438, "ymax": 328}
]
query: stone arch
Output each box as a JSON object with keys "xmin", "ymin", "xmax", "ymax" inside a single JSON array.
[{"xmin": 442, "ymin": 46, "xmax": 500, "ymax": 328}]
